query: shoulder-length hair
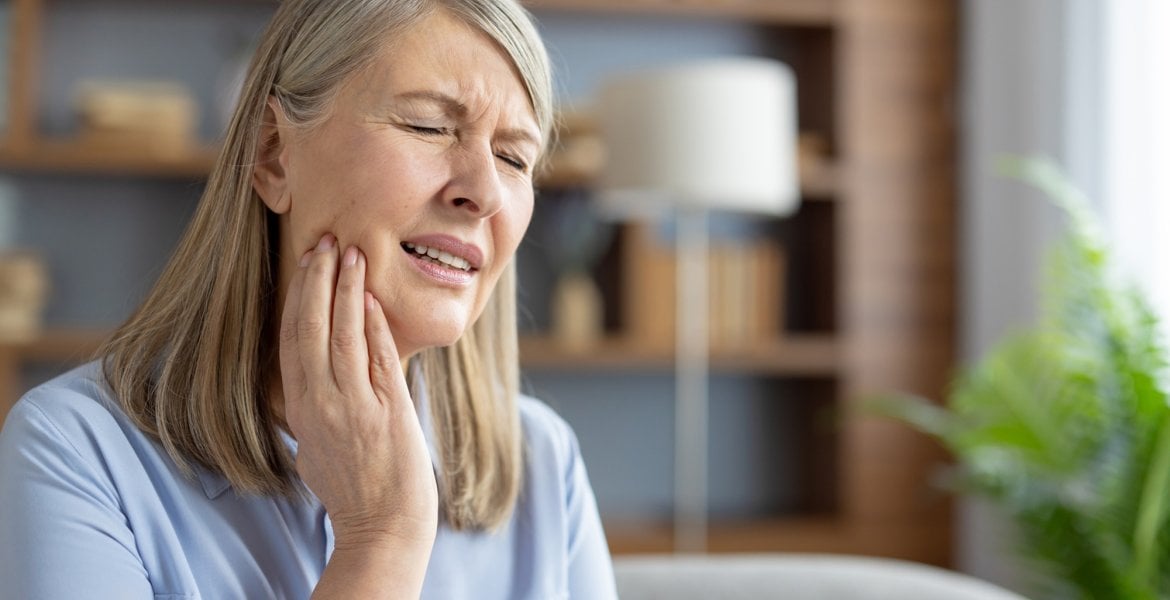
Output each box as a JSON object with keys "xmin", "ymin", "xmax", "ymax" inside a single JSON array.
[{"xmin": 100, "ymin": 0, "xmax": 553, "ymax": 531}]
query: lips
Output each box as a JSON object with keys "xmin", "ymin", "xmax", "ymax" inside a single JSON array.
[
  {"xmin": 403, "ymin": 242, "xmax": 473, "ymax": 271},
  {"xmin": 399, "ymin": 234, "xmax": 484, "ymax": 272}
]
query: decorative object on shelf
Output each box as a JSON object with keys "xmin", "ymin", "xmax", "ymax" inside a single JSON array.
[
  {"xmin": 0, "ymin": 251, "xmax": 49, "ymax": 343},
  {"xmin": 540, "ymin": 188, "xmax": 613, "ymax": 351},
  {"xmin": 74, "ymin": 80, "xmax": 199, "ymax": 158},
  {"xmin": 596, "ymin": 57, "xmax": 800, "ymax": 552},
  {"xmin": 878, "ymin": 159, "xmax": 1170, "ymax": 599},
  {"xmin": 550, "ymin": 268, "xmax": 604, "ymax": 351},
  {"xmin": 0, "ymin": 178, "xmax": 48, "ymax": 344},
  {"xmin": 797, "ymin": 132, "xmax": 829, "ymax": 167}
]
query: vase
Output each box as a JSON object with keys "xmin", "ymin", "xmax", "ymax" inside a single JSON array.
[
  {"xmin": 551, "ymin": 271, "xmax": 603, "ymax": 351},
  {"xmin": 0, "ymin": 252, "xmax": 49, "ymax": 343}
]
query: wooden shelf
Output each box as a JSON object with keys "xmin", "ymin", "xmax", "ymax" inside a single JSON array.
[
  {"xmin": 540, "ymin": 157, "xmax": 841, "ymax": 200},
  {"xmin": 0, "ymin": 136, "xmax": 841, "ymax": 199},
  {"xmin": 525, "ymin": 0, "xmax": 837, "ymax": 26},
  {"xmin": 606, "ymin": 517, "xmax": 844, "ymax": 555},
  {"xmin": 519, "ymin": 334, "xmax": 838, "ymax": 376},
  {"xmin": 0, "ymin": 328, "xmax": 108, "ymax": 362},
  {"xmin": 605, "ymin": 516, "xmax": 951, "ymax": 563},
  {"xmin": 8, "ymin": 329, "xmax": 835, "ymax": 375},
  {"xmin": 0, "ymin": 328, "xmax": 109, "ymax": 424},
  {"xmin": 0, "ymin": 140, "xmax": 219, "ymax": 178}
]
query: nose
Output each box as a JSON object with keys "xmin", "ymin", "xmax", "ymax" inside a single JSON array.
[{"xmin": 443, "ymin": 141, "xmax": 505, "ymax": 219}]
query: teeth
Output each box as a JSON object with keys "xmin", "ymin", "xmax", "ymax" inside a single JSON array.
[{"xmin": 403, "ymin": 243, "xmax": 472, "ymax": 271}]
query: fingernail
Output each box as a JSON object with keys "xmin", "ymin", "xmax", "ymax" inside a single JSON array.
[
  {"xmin": 298, "ymin": 251, "xmax": 312, "ymax": 268},
  {"xmin": 365, "ymin": 291, "xmax": 377, "ymax": 311},
  {"xmin": 316, "ymin": 234, "xmax": 335, "ymax": 252},
  {"xmin": 343, "ymin": 246, "xmax": 357, "ymax": 267}
]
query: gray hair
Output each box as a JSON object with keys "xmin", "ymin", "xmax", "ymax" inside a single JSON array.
[
  {"xmin": 102, "ymin": 0, "xmax": 552, "ymax": 530},
  {"xmin": 268, "ymin": 0, "xmax": 552, "ymax": 151}
]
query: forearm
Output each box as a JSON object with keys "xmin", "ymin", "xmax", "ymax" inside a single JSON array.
[{"xmin": 312, "ymin": 538, "xmax": 433, "ymax": 600}]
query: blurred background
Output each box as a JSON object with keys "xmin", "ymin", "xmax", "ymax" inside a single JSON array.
[{"xmin": 0, "ymin": 0, "xmax": 1166, "ymax": 596}]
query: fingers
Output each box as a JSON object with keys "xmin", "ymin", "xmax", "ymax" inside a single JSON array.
[
  {"xmin": 278, "ymin": 248, "xmax": 311, "ymax": 399},
  {"xmin": 298, "ymin": 234, "xmax": 339, "ymax": 384},
  {"xmin": 330, "ymin": 246, "xmax": 370, "ymax": 389},
  {"xmin": 364, "ymin": 292, "xmax": 411, "ymax": 406}
]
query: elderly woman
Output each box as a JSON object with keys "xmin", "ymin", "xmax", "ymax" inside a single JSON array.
[{"xmin": 0, "ymin": 0, "xmax": 617, "ymax": 598}]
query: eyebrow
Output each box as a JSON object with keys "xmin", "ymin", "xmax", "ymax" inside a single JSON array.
[{"xmin": 394, "ymin": 90, "xmax": 541, "ymax": 147}]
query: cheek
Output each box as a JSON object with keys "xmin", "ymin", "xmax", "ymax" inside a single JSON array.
[
  {"xmin": 504, "ymin": 198, "xmax": 535, "ymax": 253},
  {"xmin": 292, "ymin": 147, "xmax": 431, "ymax": 250},
  {"xmin": 286, "ymin": 180, "xmax": 360, "ymax": 254}
]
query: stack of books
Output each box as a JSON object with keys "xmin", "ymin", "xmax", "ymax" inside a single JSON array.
[{"xmin": 620, "ymin": 222, "xmax": 786, "ymax": 352}]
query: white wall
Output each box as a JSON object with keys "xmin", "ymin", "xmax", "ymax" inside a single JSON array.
[{"xmin": 959, "ymin": 0, "xmax": 1105, "ymax": 591}]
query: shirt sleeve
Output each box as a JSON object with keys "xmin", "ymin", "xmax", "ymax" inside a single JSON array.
[
  {"xmin": 559, "ymin": 416, "xmax": 618, "ymax": 600},
  {"xmin": 0, "ymin": 396, "xmax": 155, "ymax": 600}
]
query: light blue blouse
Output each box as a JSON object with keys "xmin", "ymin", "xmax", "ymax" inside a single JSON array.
[{"xmin": 0, "ymin": 362, "xmax": 616, "ymax": 599}]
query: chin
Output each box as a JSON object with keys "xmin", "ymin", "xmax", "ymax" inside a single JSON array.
[{"xmin": 394, "ymin": 306, "xmax": 471, "ymax": 355}]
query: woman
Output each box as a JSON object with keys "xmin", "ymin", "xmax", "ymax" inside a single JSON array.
[{"xmin": 0, "ymin": 0, "xmax": 617, "ymax": 598}]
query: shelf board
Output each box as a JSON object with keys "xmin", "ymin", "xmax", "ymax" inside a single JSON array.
[
  {"xmin": 524, "ymin": 0, "xmax": 837, "ymax": 26},
  {"xmin": 11, "ymin": 329, "xmax": 838, "ymax": 376},
  {"xmin": 605, "ymin": 516, "xmax": 951, "ymax": 563},
  {"xmin": 0, "ymin": 140, "xmax": 840, "ymax": 200},
  {"xmin": 0, "ymin": 328, "xmax": 109, "ymax": 362},
  {"xmin": 540, "ymin": 158, "xmax": 840, "ymax": 201},
  {"xmin": 0, "ymin": 140, "xmax": 219, "ymax": 178},
  {"xmin": 605, "ymin": 516, "xmax": 848, "ymax": 555},
  {"xmin": 519, "ymin": 333, "xmax": 838, "ymax": 376}
]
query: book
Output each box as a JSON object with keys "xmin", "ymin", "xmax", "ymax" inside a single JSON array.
[{"xmin": 620, "ymin": 223, "xmax": 787, "ymax": 352}]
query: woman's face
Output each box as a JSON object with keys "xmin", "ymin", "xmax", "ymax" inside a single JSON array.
[{"xmin": 257, "ymin": 11, "xmax": 541, "ymax": 360}]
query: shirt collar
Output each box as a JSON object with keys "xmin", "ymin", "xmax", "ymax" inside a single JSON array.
[{"xmin": 196, "ymin": 464, "xmax": 233, "ymax": 500}]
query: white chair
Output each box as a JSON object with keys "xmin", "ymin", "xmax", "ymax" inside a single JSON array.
[{"xmin": 613, "ymin": 554, "xmax": 1029, "ymax": 600}]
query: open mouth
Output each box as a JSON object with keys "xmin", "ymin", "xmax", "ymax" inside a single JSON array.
[{"xmin": 402, "ymin": 242, "xmax": 475, "ymax": 272}]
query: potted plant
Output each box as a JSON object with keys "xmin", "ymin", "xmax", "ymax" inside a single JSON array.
[{"xmin": 879, "ymin": 158, "xmax": 1170, "ymax": 598}]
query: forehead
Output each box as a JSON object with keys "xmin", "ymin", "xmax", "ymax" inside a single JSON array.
[{"xmin": 344, "ymin": 11, "xmax": 538, "ymax": 130}]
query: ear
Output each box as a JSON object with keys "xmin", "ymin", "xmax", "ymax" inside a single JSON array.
[{"xmin": 253, "ymin": 96, "xmax": 293, "ymax": 214}]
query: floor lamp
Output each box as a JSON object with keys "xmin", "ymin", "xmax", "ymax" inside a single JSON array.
[{"xmin": 595, "ymin": 58, "xmax": 801, "ymax": 553}]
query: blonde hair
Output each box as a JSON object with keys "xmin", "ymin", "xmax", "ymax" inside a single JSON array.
[{"xmin": 101, "ymin": 0, "xmax": 552, "ymax": 531}]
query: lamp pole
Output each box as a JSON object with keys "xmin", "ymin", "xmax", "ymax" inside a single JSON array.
[
  {"xmin": 595, "ymin": 57, "xmax": 800, "ymax": 553},
  {"xmin": 674, "ymin": 206, "xmax": 709, "ymax": 553}
]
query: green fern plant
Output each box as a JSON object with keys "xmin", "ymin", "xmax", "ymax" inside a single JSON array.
[{"xmin": 877, "ymin": 158, "xmax": 1170, "ymax": 599}]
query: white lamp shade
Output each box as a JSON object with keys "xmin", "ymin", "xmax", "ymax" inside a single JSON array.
[{"xmin": 596, "ymin": 58, "xmax": 800, "ymax": 218}]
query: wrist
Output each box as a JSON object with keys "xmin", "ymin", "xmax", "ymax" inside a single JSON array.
[
  {"xmin": 331, "ymin": 512, "xmax": 438, "ymax": 555},
  {"xmin": 316, "ymin": 528, "xmax": 435, "ymax": 600}
]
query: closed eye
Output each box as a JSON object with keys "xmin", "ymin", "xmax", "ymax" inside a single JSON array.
[
  {"xmin": 408, "ymin": 125, "xmax": 450, "ymax": 136},
  {"xmin": 497, "ymin": 154, "xmax": 528, "ymax": 173}
]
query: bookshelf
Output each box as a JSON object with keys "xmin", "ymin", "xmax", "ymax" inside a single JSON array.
[
  {"xmin": 0, "ymin": 140, "xmax": 218, "ymax": 177},
  {"xmin": 0, "ymin": 0, "xmax": 958, "ymax": 566}
]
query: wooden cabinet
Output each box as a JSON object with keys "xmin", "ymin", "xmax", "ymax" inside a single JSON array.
[{"xmin": 0, "ymin": 0, "xmax": 958, "ymax": 566}]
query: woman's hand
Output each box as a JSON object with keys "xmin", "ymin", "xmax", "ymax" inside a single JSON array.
[{"xmin": 279, "ymin": 233, "xmax": 438, "ymax": 594}]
